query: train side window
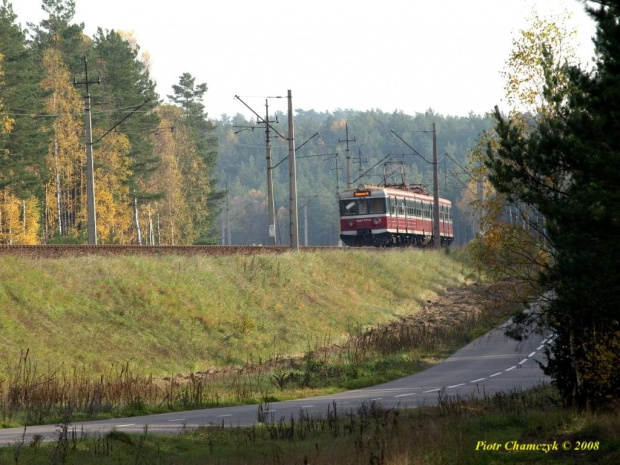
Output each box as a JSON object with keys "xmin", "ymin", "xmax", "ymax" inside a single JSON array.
[
  {"xmin": 398, "ymin": 199, "xmax": 405, "ymax": 216},
  {"xmin": 389, "ymin": 197, "xmax": 397, "ymax": 215},
  {"xmin": 407, "ymin": 200, "xmax": 414, "ymax": 216}
]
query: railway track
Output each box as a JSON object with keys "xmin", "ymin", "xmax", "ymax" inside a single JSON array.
[{"xmin": 0, "ymin": 244, "xmax": 364, "ymax": 258}]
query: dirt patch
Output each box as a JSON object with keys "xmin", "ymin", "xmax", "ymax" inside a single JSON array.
[{"xmin": 403, "ymin": 280, "xmax": 524, "ymax": 328}]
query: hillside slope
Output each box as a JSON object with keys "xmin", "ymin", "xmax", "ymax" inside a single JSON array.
[{"xmin": 0, "ymin": 249, "xmax": 474, "ymax": 376}]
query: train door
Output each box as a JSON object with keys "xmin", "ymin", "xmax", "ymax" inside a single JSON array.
[{"xmin": 389, "ymin": 196, "xmax": 397, "ymax": 231}]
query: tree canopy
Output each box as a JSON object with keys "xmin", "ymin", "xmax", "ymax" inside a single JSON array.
[
  {"xmin": 483, "ymin": 0, "xmax": 620, "ymax": 408},
  {"xmin": 0, "ymin": 0, "xmax": 220, "ymax": 245}
]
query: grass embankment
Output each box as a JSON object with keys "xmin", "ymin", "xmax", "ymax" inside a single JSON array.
[
  {"xmin": 0, "ymin": 249, "xmax": 472, "ymax": 374},
  {"xmin": 0, "ymin": 248, "xmax": 503, "ymax": 426},
  {"xmin": 3, "ymin": 387, "xmax": 619, "ymax": 464}
]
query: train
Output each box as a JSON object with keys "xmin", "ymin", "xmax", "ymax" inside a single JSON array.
[{"xmin": 339, "ymin": 183, "xmax": 454, "ymax": 247}]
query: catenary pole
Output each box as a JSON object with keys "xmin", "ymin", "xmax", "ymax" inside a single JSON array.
[
  {"xmin": 74, "ymin": 56, "xmax": 100, "ymax": 245},
  {"xmin": 287, "ymin": 90, "xmax": 299, "ymax": 250},
  {"xmin": 265, "ymin": 100, "xmax": 277, "ymax": 245},
  {"xmin": 432, "ymin": 123, "xmax": 440, "ymax": 248},
  {"xmin": 340, "ymin": 123, "xmax": 356, "ymax": 189}
]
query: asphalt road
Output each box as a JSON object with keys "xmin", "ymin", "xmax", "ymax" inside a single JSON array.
[{"xmin": 0, "ymin": 323, "xmax": 552, "ymax": 446}]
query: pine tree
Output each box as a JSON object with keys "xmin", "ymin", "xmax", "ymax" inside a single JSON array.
[
  {"xmin": 168, "ymin": 73, "xmax": 221, "ymax": 244},
  {"xmin": 93, "ymin": 28, "xmax": 161, "ymax": 244},
  {"xmin": 0, "ymin": 1, "xmax": 49, "ymax": 243},
  {"xmin": 485, "ymin": 0, "xmax": 620, "ymax": 408}
]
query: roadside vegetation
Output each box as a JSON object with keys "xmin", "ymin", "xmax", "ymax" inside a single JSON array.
[{"xmin": 1, "ymin": 386, "xmax": 618, "ymax": 464}]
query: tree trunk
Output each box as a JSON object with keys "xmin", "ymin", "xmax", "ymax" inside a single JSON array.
[
  {"xmin": 54, "ymin": 135, "xmax": 62, "ymax": 236},
  {"xmin": 133, "ymin": 195, "xmax": 142, "ymax": 245}
]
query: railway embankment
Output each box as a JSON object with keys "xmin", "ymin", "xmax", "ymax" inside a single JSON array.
[{"xmin": 0, "ymin": 248, "xmax": 476, "ymax": 377}]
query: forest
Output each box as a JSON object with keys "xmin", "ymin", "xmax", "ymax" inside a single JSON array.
[
  {"xmin": 216, "ymin": 109, "xmax": 492, "ymax": 246},
  {"xmin": 0, "ymin": 0, "xmax": 493, "ymax": 247},
  {"xmin": 0, "ymin": 0, "xmax": 218, "ymax": 245}
]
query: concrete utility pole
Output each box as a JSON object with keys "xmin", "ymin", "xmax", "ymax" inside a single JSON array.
[
  {"xmin": 287, "ymin": 90, "xmax": 299, "ymax": 250},
  {"xmin": 432, "ymin": 123, "xmax": 440, "ymax": 248},
  {"xmin": 222, "ymin": 183, "xmax": 232, "ymax": 245},
  {"xmin": 234, "ymin": 95, "xmax": 283, "ymax": 246},
  {"xmin": 327, "ymin": 154, "xmax": 342, "ymax": 246},
  {"xmin": 339, "ymin": 123, "xmax": 356, "ymax": 189},
  {"xmin": 477, "ymin": 171, "xmax": 484, "ymax": 236},
  {"xmin": 264, "ymin": 100, "xmax": 277, "ymax": 245},
  {"xmin": 299, "ymin": 195, "xmax": 318, "ymax": 246},
  {"xmin": 74, "ymin": 55, "xmax": 100, "ymax": 245},
  {"xmin": 390, "ymin": 125, "xmax": 441, "ymax": 247},
  {"xmin": 354, "ymin": 148, "xmax": 368, "ymax": 181}
]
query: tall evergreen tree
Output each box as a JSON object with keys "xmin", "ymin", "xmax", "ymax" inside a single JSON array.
[
  {"xmin": 29, "ymin": 0, "xmax": 87, "ymax": 70},
  {"xmin": 168, "ymin": 73, "xmax": 221, "ymax": 244},
  {"xmin": 93, "ymin": 28, "xmax": 161, "ymax": 244},
  {"xmin": 485, "ymin": 0, "xmax": 620, "ymax": 408},
  {"xmin": 0, "ymin": 1, "xmax": 48, "ymax": 199}
]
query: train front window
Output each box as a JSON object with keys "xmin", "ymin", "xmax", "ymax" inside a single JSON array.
[
  {"xmin": 359, "ymin": 200, "xmax": 368, "ymax": 214},
  {"xmin": 340, "ymin": 198, "xmax": 386, "ymax": 216},
  {"xmin": 370, "ymin": 198, "xmax": 386, "ymax": 214},
  {"xmin": 340, "ymin": 200, "xmax": 360, "ymax": 216}
]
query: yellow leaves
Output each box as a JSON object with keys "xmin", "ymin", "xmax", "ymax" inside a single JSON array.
[
  {"xmin": 331, "ymin": 118, "xmax": 347, "ymax": 133},
  {"xmin": 580, "ymin": 331, "xmax": 620, "ymax": 389},
  {"xmin": 143, "ymin": 105, "xmax": 192, "ymax": 245},
  {"xmin": 0, "ymin": 190, "xmax": 40, "ymax": 245},
  {"xmin": 41, "ymin": 49, "xmax": 83, "ymax": 239},
  {"xmin": 41, "ymin": 49, "xmax": 82, "ymax": 115},
  {"xmin": 0, "ymin": 53, "xmax": 14, "ymax": 135},
  {"xmin": 502, "ymin": 9, "xmax": 578, "ymax": 115},
  {"xmin": 95, "ymin": 132, "xmax": 133, "ymax": 243}
]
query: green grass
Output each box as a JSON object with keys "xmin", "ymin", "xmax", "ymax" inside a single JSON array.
[{"xmin": 0, "ymin": 249, "xmax": 473, "ymax": 376}]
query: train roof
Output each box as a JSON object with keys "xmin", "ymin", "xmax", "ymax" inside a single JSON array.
[{"xmin": 340, "ymin": 184, "xmax": 451, "ymax": 205}]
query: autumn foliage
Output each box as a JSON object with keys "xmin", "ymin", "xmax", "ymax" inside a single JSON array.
[
  {"xmin": 0, "ymin": 1, "xmax": 218, "ymax": 245},
  {"xmin": 478, "ymin": 3, "xmax": 620, "ymax": 408}
]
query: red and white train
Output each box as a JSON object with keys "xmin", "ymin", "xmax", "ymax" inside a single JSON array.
[{"xmin": 339, "ymin": 184, "xmax": 454, "ymax": 247}]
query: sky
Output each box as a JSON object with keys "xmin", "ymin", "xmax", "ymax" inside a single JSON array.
[{"xmin": 11, "ymin": 0, "xmax": 598, "ymax": 120}]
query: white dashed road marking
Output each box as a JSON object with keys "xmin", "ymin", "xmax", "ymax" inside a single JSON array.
[{"xmin": 387, "ymin": 334, "xmax": 549, "ymax": 402}]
